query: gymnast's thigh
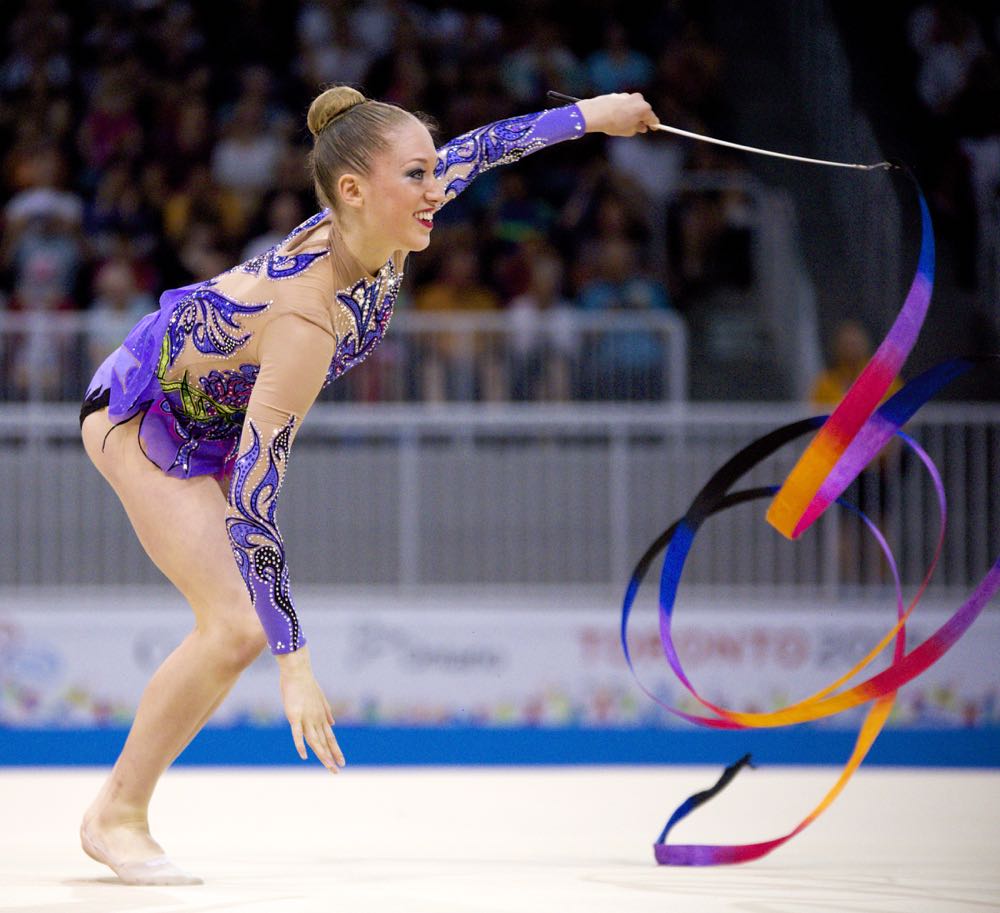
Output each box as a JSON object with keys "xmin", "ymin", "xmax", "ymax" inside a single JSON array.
[{"xmin": 81, "ymin": 409, "xmax": 253, "ymax": 622}]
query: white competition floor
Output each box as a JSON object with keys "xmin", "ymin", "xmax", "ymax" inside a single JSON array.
[{"xmin": 2, "ymin": 766, "xmax": 998, "ymax": 913}]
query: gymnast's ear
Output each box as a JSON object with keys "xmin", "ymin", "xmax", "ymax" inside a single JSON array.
[{"xmin": 336, "ymin": 172, "xmax": 365, "ymax": 210}]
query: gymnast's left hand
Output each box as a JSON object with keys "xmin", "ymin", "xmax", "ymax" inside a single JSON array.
[
  {"xmin": 277, "ymin": 645, "xmax": 346, "ymax": 773},
  {"xmin": 576, "ymin": 92, "xmax": 659, "ymax": 137}
]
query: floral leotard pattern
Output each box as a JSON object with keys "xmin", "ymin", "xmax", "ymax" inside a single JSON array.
[
  {"xmin": 226, "ymin": 416, "xmax": 298, "ymax": 651},
  {"xmin": 326, "ymin": 258, "xmax": 402, "ymax": 384},
  {"xmin": 83, "ymin": 104, "xmax": 585, "ymax": 653}
]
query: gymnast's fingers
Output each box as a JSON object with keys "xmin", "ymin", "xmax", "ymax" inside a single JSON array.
[
  {"xmin": 633, "ymin": 93, "xmax": 659, "ymax": 131},
  {"xmin": 306, "ymin": 724, "xmax": 332, "ymax": 768},
  {"xmin": 291, "ymin": 720, "xmax": 307, "ymax": 761},
  {"xmin": 306, "ymin": 724, "xmax": 338, "ymax": 772},
  {"xmin": 326, "ymin": 727, "xmax": 346, "ymax": 768}
]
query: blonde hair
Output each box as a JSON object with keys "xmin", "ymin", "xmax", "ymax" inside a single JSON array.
[{"xmin": 307, "ymin": 85, "xmax": 429, "ymax": 209}]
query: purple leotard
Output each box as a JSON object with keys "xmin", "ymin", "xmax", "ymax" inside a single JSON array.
[{"xmin": 83, "ymin": 105, "xmax": 585, "ymax": 653}]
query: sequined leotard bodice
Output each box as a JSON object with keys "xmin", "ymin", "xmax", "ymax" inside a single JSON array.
[{"xmin": 84, "ymin": 104, "xmax": 585, "ymax": 654}]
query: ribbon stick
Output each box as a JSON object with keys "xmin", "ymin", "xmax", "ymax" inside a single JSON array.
[{"xmin": 545, "ymin": 90, "xmax": 896, "ymax": 171}]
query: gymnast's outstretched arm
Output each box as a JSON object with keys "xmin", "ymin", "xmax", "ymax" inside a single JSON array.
[{"xmin": 433, "ymin": 93, "xmax": 658, "ymax": 208}]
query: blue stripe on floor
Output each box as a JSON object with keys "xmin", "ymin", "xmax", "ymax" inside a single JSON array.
[{"xmin": 2, "ymin": 725, "xmax": 998, "ymax": 767}]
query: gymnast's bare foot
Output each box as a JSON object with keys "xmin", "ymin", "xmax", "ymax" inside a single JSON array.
[{"xmin": 81, "ymin": 805, "xmax": 202, "ymax": 886}]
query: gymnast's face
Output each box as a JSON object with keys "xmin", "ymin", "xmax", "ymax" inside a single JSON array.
[{"xmin": 360, "ymin": 118, "xmax": 444, "ymax": 255}]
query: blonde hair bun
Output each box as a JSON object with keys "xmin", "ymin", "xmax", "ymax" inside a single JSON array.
[{"xmin": 307, "ymin": 85, "xmax": 366, "ymax": 137}]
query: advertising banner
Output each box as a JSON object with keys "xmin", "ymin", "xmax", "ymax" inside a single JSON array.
[{"xmin": 2, "ymin": 588, "xmax": 997, "ymax": 730}]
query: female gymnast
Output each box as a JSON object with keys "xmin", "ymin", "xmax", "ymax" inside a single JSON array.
[{"xmin": 78, "ymin": 85, "xmax": 657, "ymax": 884}]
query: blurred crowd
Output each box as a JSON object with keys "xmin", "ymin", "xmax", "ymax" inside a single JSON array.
[
  {"xmin": 905, "ymin": 1, "xmax": 1000, "ymax": 293},
  {"xmin": 0, "ymin": 0, "xmax": 751, "ymax": 402}
]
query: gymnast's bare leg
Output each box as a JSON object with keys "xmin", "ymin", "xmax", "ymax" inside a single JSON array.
[{"xmin": 79, "ymin": 408, "xmax": 269, "ymax": 883}]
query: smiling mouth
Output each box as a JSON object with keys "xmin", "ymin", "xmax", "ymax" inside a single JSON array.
[{"xmin": 415, "ymin": 211, "xmax": 434, "ymax": 229}]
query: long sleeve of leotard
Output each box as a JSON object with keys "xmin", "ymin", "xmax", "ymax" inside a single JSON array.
[
  {"xmin": 434, "ymin": 104, "xmax": 585, "ymax": 207},
  {"xmin": 225, "ymin": 308, "xmax": 336, "ymax": 654}
]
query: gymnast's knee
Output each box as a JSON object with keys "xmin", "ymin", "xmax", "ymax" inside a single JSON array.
[
  {"xmin": 200, "ymin": 615, "xmax": 268, "ymax": 673},
  {"xmin": 227, "ymin": 620, "xmax": 268, "ymax": 671}
]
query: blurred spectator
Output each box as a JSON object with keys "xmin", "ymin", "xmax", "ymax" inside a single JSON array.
[
  {"xmin": 81, "ymin": 7, "xmax": 138, "ymax": 64},
  {"xmin": 83, "ymin": 162, "xmax": 159, "ymax": 263},
  {"xmin": 810, "ymin": 319, "xmax": 901, "ymax": 407},
  {"xmin": 960, "ymin": 134, "xmax": 1000, "ymax": 295},
  {"xmin": 490, "ymin": 171, "xmax": 555, "ymax": 246},
  {"xmin": 577, "ymin": 238, "xmax": 673, "ymax": 400},
  {"xmin": 606, "ymin": 107, "xmax": 687, "ymax": 209},
  {"xmin": 413, "ymin": 242, "xmax": 499, "ymax": 401},
  {"xmin": 139, "ymin": 162, "xmax": 171, "ymax": 228},
  {"xmin": 668, "ymin": 144, "xmax": 753, "ymax": 299},
  {"xmin": 2, "ymin": 169, "xmax": 83, "ymax": 312},
  {"xmin": 426, "ymin": 9, "xmax": 502, "ymax": 73},
  {"xmin": 210, "ymin": 96, "xmax": 285, "ymax": 207},
  {"xmin": 578, "ymin": 239, "xmax": 671, "ymax": 313},
  {"xmin": 559, "ymin": 164, "xmax": 651, "ymax": 291},
  {"xmin": 175, "ymin": 222, "xmax": 231, "ymax": 286},
  {"xmin": 150, "ymin": 3, "xmax": 207, "ymax": 77},
  {"xmin": 218, "ymin": 66, "xmax": 294, "ymax": 137},
  {"xmin": 77, "ymin": 69, "xmax": 144, "ymax": 184},
  {"xmin": 85, "ymin": 259, "xmax": 156, "ymax": 373},
  {"xmin": 586, "ymin": 23, "xmax": 654, "ymax": 94},
  {"xmin": 413, "ymin": 244, "xmax": 500, "ymax": 314},
  {"xmin": 154, "ymin": 94, "xmax": 215, "ymax": 188},
  {"xmin": 163, "ymin": 164, "xmax": 246, "ymax": 250},
  {"xmin": 241, "ymin": 191, "xmax": 307, "ymax": 261},
  {"xmin": 0, "ymin": 3, "xmax": 72, "ymax": 95},
  {"xmin": 507, "ymin": 250, "xmax": 578, "ymax": 401},
  {"xmin": 365, "ymin": 29, "xmax": 430, "ymax": 111},
  {"xmin": 908, "ymin": 3, "xmax": 986, "ymax": 116},
  {"xmin": 296, "ymin": 7, "xmax": 372, "ymax": 89},
  {"xmin": 4, "ymin": 244, "xmax": 78, "ymax": 400},
  {"xmin": 297, "ymin": 0, "xmax": 337, "ymax": 48},
  {"xmin": 349, "ymin": 0, "xmax": 425, "ymax": 60},
  {"xmin": 3, "ymin": 143, "xmax": 82, "ymax": 238},
  {"xmin": 606, "ymin": 90, "xmax": 693, "ymax": 283},
  {"xmin": 654, "ymin": 22, "xmax": 726, "ymax": 120},
  {"xmin": 897, "ymin": 2, "xmax": 1000, "ymax": 293},
  {"xmin": 501, "ymin": 21, "xmax": 586, "ymax": 106},
  {"xmin": 268, "ymin": 142, "xmax": 317, "ymax": 200}
]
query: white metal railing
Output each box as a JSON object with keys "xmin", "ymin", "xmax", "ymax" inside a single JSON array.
[
  {"xmin": 3, "ymin": 402, "xmax": 997, "ymax": 597},
  {"xmin": 0, "ymin": 309, "xmax": 689, "ymax": 405}
]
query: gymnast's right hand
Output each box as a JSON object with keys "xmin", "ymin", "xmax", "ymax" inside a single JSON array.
[
  {"xmin": 276, "ymin": 645, "xmax": 346, "ymax": 772},
  {"xmin": 575, "ymin": 92, "xmax": 659, "ymax": 136}
]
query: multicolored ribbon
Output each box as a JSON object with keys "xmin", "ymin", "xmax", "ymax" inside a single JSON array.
[
  {"xmin": 622, "ymin": 172, "xmax": 1000, "ymax": 865},
  {"xmin": 766, "ymin": 178, "xmax": 935, "ymax": 539}
]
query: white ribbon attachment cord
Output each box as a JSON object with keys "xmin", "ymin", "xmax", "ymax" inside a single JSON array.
[{"xmin": 545, "ymin": 91, "xmax": 895, "ymax": 172}]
